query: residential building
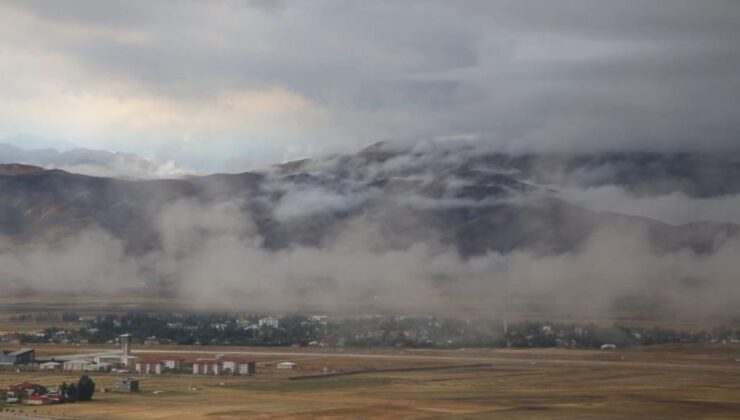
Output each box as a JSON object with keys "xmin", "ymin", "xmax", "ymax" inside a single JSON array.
[{"xmin": 6, "ymin": 382, "xmax": 46, "ymax": 397}]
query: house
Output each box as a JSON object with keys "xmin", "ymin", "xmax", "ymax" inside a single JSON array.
[
  {"xmin": 222, "ymin": 358, "xmax": 256, "ymax": 375},
  {"xmin": 0, "ymin": 348, "xmax": 35, "ymax": 365},
  {"xmin": 277, "ymin": 361, "xmax": 297, "ymax": 370},
  {"xmin": 6, "ymin": 382, "xmax": 47, "ymax": 397},
  {"xmin": 113, "ymin": 377, "xmax": 139, "ymax": 393},
  {"xmin": 63, "ymin": 359, "xmax": 92, "ymax": 371},
  {"xmin": 193, "ymin": 359, "xmax": 221, "ymax": 375},
  {"xmin": 39, "ymin": 361, "xmax": 62, "ymax": 371}
]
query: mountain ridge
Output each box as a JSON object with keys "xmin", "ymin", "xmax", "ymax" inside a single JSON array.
[{"xmin": 0, "ymin": 143, "xmax": 737, "ymax": 259}]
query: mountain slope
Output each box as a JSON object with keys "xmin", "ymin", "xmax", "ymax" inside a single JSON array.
[{"xmin": 0, "ymin": 141, "xmax": 736, "ymax": 259}]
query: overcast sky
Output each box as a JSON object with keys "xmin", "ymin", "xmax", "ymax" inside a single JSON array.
[{"xmin": 0, "ymin": 0, "xmax": 739, "ymax": 171}]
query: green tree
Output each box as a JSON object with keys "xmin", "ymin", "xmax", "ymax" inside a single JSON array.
[
  {"xmin": 77, "ymin": 375, "xmax": 95, "ymax": 401},
  {"xmin": 67, "ymin": 383, "xmax": 78, "ymax": 402},
  {"xmin": 59, "ymin": 382, "xmax": 68, "ymax": 402}
]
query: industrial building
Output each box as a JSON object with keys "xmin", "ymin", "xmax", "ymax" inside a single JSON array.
[
  {"xmin": 113, "ymin": 377, "xmax": 139, "ymax": 393},
  {"xmin": 0, "ymin": 348, "xmax": 35, "ymax": 365}
]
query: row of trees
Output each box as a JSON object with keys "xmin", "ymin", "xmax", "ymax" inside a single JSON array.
[{"xmin": 74, "ymin": 312, "xmax": 740, "ymax": 349}]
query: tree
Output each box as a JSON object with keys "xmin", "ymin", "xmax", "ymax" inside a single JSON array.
[
  {"xmin": 66, "ymin": 383, "xmax": 78, "ymax": 402},
  {"xmin": 77, "ymin": 375, "xmax": 95, "ymax": 401},
  {"xmin": 58, "ymin": 382, "xmax": 68, "ymax": 402}
]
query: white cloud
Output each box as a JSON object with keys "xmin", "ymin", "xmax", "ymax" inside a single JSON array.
[{"xmin": 561, "ymin": 185, "xmax": 740, "ymax": 225}]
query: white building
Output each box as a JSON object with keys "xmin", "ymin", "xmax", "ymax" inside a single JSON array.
[
  {"xmin": 39, "ymin": 361, "xmax": 62, "ymax": 371},
  {"xmin": 119, "ymin": 334, "xmax": 132, "ymax": 366},
  {"xmin": 84, "ymin": 362, "xmax": 112, "ymax": 372},
  {"xmin": 64, "ymin": 359, "xmax": 92, "ymax": 371},
  {"xmin": 258, "ymin": 316, "xmax": 280, "ymax": 329},
  {"xmin": 161, "ymin": 357, "xmax": 185, "ymax": 370},
  {"xmin": 222, "ymin": 358, "xmax": 256, "ymax": 375},
  {"xmin": 135, "ymin": 357, "xmax": 184, "ymax": 375},
  {"xmin": 94, "ymin": 355, "xmax": 121, "ymax": 365},
  {"xmin": 277, "ymin": 361, "xmax": 296, "ymax": 370},
  {"xmin": 135, "ymin": 359, "xmax": 163, "ymax": 375},
  {"xmin": 193, "ymin": 359, "xmax": 221, "ymax": 375}
]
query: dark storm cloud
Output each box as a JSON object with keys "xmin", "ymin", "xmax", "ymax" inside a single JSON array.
[{"xmin": 2, "ymin": 0, "xmax": 740, "ymax": 163}]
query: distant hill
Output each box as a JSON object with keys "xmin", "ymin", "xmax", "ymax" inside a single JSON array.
[{"xmin": 0, "ymin": 143, "xmax": 187, "ymax": 179}]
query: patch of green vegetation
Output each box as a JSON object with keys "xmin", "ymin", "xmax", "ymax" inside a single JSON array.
[{"xmin": 228, "ymin": 376, "xmax": 392, "ymax": 393}]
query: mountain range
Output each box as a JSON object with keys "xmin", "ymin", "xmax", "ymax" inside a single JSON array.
[
  {"xmin": 0, "ymin": 142, "xmax": 186, "ymax": 179},
  {"xmin": 0, "ymin": 141, "xmax": 737, "ymax": 258}
]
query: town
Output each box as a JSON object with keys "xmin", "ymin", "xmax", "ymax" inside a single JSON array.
[{"xmin": 5, "ymin": 312, "xmax": 740, "ymax": 350}]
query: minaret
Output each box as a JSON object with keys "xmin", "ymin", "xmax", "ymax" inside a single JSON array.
[{"xmin": 120, "ymin": 334, "xmax": 131, "ymax": 367}]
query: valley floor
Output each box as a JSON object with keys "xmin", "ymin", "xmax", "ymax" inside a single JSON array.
[{"xmin": 2, "ymin": 344, "xmax": 740, "ymax": 419}]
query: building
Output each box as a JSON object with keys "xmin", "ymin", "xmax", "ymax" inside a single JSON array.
[
  {"xmin": 277, "ymin": 361, "xmax": 297, "ymax": 370},
  {"xmin": 136, "ymin": 356, "xmax": 185, "ymax": 374},
  {"xmin": 135, "ymin": 359, "xmax": 164, "ymax": 375},
  {"xmin": 119, "ymin": 355, "xmax": 138, "ymax": 368},
  {"xmin": 24, "ymin": 395, "xmax": 51, "ymax": 406},
  {"xmin": 161, "ymin": 356, "xmax": 185, "ymax": 371},
  {"xmin": 193, "ymin": 359, "xmax": 221, "ymax": 375},
  {"xmin": 94, "ymin": 355, "xmax": 121, "ymax": 365},
  {"xmin": 113, "ymin": 377, "xmax": 139, "ymax": 393},
  {"xmin": 222, "ymin": 358, "xmax": 256, "ymax": 376},
  {"xmin": 258, "ymin": 316, "xmax": 280, "ymax": 329},
  {"xmin": 84, "ymin": 362, "xmax": 112, "ymax": 372},
  {"xmin": 6, "ymin": 382, "xmax": 47, "ymax": 397},
  {"xmin": 63, "ymin": 359, "xmax": 92, "ymax": 371},
  {"xmin": 0, "ymin": 348, "xmax": 35, "ymax": 365},
  {"xmin": 39, "ymin": 361, "xmax": 62, "ymax": 371},
  {"xmin": 192, "ymin": 356, "xmax": 257, "ymax": 376},
  {"xmin": 119, "ymin": 334, "xmax": 132, "ymax": 367}
]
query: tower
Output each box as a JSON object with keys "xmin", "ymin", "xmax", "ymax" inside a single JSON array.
[{"xmin": 119, "ymin": 334, "xmax": 131, "ymax": 367}]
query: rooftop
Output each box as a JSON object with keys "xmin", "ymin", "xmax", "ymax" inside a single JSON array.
[{"xmin": 7, "ymin": 348, "xmax": 34, "ymax": 356}]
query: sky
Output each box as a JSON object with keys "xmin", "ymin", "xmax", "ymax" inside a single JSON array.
[{"xmin": 0, "ymin": 0, "xmax": 739, "ymax": 171}]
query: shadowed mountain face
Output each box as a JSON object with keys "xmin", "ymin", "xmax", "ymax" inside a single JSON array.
[{"xmin": 0, "ymin": 142, "xmax": 737, "ymax": 258}]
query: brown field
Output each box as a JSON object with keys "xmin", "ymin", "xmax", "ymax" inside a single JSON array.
[{"xmin": 2, "ymin": 344, "xmax": 740, "ymax": 419}]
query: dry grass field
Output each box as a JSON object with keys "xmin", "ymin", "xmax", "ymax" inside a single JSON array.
[
  {"xmin": 2, "ymin": 344, "xmax": 740, "ymax": 419},
  {"xmin": 2, "ymin": 300, "xmax": 740, "ymax": 418}
]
